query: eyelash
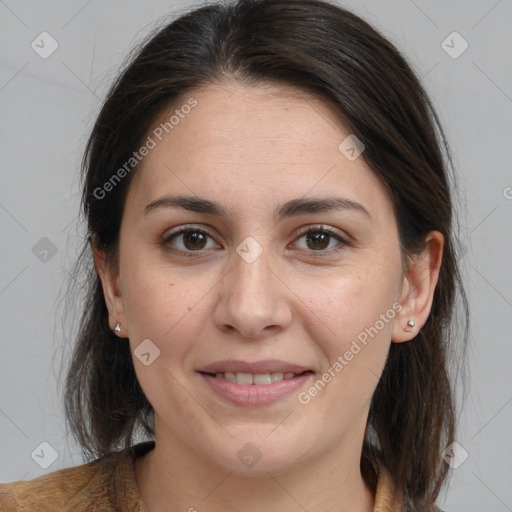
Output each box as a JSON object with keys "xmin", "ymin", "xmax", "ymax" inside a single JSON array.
[{"xmin": 161, "ymin": 224, "xmax": 350, "ymax": 258}]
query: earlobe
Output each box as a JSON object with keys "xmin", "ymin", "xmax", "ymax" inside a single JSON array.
[
  {"xmin": 91, "ymin": 235, "xmax": 127, "ymax": 336},
  {"xmin": 391, "ymin": 231, "xmax": 444, "ymax": 343}
]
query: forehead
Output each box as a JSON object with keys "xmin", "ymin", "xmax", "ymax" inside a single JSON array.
[
  {"xmin": 153, "ymin": 80, "xmax": 350, "ymax": 157},
  {"xmin": 125, "ymin": 80, "xmax": 395, "ymax": 225}
]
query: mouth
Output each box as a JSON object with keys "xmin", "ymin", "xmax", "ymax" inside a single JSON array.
[
  {"xmin": 199, "ymin": 370, "xmax": 313, "ymax": 385},
  {"xmin": 196, "ymin": 360, "xmax": 314, "ymax": 406}
]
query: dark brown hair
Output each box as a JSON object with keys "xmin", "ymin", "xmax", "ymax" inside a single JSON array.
[{"xmin": 61, "ymin": 1, "xmax": 469, "ymax": 509}]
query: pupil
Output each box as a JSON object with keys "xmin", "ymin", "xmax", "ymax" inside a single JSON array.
[
  {"xmin": 186, "ymin": 232, "xmax": 206, "ymax": 249},
  {"xmin": 307, "ymin": 232, "xmax": 329, "ymax": 250}
]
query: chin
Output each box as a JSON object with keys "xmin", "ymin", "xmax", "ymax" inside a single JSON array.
[{"xmin": 198, "ymin": 434, "xmax": 309, "ymax": 476}]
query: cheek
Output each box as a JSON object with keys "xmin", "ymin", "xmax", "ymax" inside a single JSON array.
[
  {"xmin": 121, "ymin": 266, "xmax": 213, "ymax": 412},
  {"xmin": 120, "ymin": 258, "xmax": 218, "ymax": 359},
  {"xmin": 297, "ymin": 269, "xmax": 399, "ymax": 350},
  {"xmin": 295, "ymin": 267, "xmax": 400, "ymax": 407}
]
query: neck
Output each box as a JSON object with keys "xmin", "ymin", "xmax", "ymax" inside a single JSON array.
[{"xmin": 135, "ymin": 418, "xmax": 376, "ymax": 512}]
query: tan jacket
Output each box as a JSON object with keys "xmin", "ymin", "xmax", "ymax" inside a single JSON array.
[{"xmin": 0, "ymin": 441, "xmax": 402, "ymax": 511}]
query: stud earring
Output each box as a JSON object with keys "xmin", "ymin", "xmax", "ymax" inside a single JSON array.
[
  {"xmin": 114, "ymin": 323, "xmax": 121, "ymax": 333},
  {"xmin": 404, "ymin": 319, "xmax": 415, "ymax": 332}
]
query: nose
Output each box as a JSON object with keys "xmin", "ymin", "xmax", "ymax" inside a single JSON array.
[{"xmin": 213, "ymin": 245, "xmax": 293, "ymax": 340}]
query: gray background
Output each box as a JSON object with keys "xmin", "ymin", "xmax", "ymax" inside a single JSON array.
[{"xmin": 0, "ymin": 0, "xmax": 511, "ymax": 510}]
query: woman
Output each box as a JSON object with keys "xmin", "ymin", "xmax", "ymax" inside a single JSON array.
[{"xmin": 0, "ymin": 0, "xmax": 468, "ymax": 510}]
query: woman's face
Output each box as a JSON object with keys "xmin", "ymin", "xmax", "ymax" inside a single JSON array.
[{"xmin": 103, "ymin": 81, "xmax": 410, "ymax": 474}]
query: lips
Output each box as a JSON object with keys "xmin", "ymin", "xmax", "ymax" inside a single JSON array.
[
  {"xmin": 197, "ymin": 359, "xmax": 311, "ymax": 375},
  {"xmin": 197, "ymin": 359, "xmax": 313, "ymax": 406}
]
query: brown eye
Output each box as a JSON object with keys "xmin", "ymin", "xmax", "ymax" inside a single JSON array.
[
  {"xmin": 305, "ymin": 231, "xmax": 331, "ymax": 250},
  {"xmin": 162, "ymin": 227, "xmax": 218, "ymax": 255},
  {"xmin": 180, "ymin": 230, "xmax": 208, "ymax": 250},
  {"xmin": 294, "ymin": 226, "xmax": 349, "ymax": 255}
]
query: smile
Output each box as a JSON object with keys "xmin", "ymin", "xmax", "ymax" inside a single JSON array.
[
  {"xmin": 207, "ymin": 371, "xmax": 301, "ymax": 385},
  {"xmin": 198, "ymin": 370, "xmax": 313, "ymax": 406}
]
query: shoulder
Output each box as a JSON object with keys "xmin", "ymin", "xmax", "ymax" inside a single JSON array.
[
  {"xmin": 0, "ymin": 457, "xmax": 106, "ymax": 511},
  {"xmin": 0, "ymin": 441, "xmax": 154, "ymax": 512},
  {"xmin": 375, "ymin": 471, "xmax": 446, "ymax": 512},
  {"xmin": 369, "ymin": 460, "xmax": 445, "ymax": 512},
  {"xmin": 374, "ymin": 463, "xmax": 403, "ymax": 511}
]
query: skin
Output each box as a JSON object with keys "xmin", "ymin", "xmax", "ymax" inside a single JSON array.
[{"xmin": 94, "ymin": 80, "xmax": 443, "ymax": 512}]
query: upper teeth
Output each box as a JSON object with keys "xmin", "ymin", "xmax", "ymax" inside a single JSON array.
[{"xmin": 215, "ymin": 372, "xmax": 297, "ymax": 385}]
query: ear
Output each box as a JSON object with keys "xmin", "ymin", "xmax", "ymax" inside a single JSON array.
[
  {"xmin": 392, "ymin": 230, "xmax": 444, "ymax": 343},
  {"xmin": 91, "ymin": 234, "xmax": 128, "ymax": 337}
]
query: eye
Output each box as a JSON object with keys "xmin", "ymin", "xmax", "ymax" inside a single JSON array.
[
  {"xmin": 162, "ymin": 226, "xmax": 219, "ymax": 255},
  {"xmin": 161, "ymin": 224, "xmax": 349, "ymax": 257},
  {"xmin": 293, "ymin": 225, "xmax": 349, "ymax": 254}
]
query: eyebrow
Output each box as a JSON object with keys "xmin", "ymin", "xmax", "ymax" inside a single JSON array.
[{"xmin": 144, "ymin": 194, "xmax": 371, "ymax": 221}]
